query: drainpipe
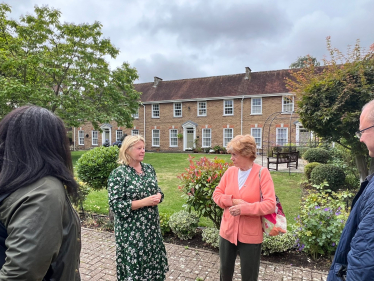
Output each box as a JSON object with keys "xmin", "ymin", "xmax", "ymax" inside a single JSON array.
[
  {"xmin": 73, "ymin": 127, "xmax": 76, "ymax": 151},
  {"xmin": 142, "ymin": 104, "xmax": 146, "ymax": 142},
  {"xmin": 241, "ymin": 96, "xmax": 244, "ymax": 135}
]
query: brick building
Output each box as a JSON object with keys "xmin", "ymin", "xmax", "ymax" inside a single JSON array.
[{"xmin": 73, "ymin": 67, "xmax": 310, "ymax": 152}]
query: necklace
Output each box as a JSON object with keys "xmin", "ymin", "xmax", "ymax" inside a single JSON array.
[{"xmin": 130, "ymin": 163, "xmax": 143, "ymax": 175}]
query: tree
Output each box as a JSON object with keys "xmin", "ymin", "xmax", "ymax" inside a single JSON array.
[
  {"xmin": 0, "ymin": 4, "xmax": 140, "ymax": 129},
  {"xmin": 289, "ymin": 55, "xmax": 320, "ymax": 69},
  {"xmin": 287, "ymin": 37, "xmax": 374, "ymax": 181}
]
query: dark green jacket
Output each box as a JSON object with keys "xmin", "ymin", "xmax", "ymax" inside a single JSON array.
[{"xmin": 0, "ymin": 176, "xmax": 81, "ymax": 280}]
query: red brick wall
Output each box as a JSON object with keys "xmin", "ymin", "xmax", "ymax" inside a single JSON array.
[{"xmin": 73, "ymin": 95, "xmax": 300, "ymax": 151}]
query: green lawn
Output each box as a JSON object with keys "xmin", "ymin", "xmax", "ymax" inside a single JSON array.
[{"xmin": 72, "ymin": 151, "xmax": 302, "ymax": 228}]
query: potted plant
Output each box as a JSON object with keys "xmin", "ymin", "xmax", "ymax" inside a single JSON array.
[
  {"xmin": 177, "ymin": 133, "xmax": 183, "ymax": 139},
  {"xmin": 213, "ymin": 145, "xmax": 221, "ymax": 154},
  {"xmin": 193, "ymin": 147, "xmax": 202, "ymax": 153}
]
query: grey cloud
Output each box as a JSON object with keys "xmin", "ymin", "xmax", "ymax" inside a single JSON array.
[
  {"xmin": 138, "ymin": 1, "xmax": 292, "ymax": 47},
  {"xmin": 133, "ymin": 53, "xmax": 207, "ymax": 83}
]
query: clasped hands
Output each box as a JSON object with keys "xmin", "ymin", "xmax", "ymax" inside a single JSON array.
[
  {"xmin": 229, "ymin": 199, "xmax": 247, "ymax": 217},
  {"xmin": 145, "ymin": 193, "xmax": 162, "ymax": 207}
]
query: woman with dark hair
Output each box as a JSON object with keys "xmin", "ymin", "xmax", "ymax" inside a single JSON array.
[{"xmin": 0, "ymin": 106, "xmax": 81, "ymax": 280}]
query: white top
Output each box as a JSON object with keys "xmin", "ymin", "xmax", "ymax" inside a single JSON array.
[{"xmin": 238, "ymin": 168, "xmax": 252, "ymax": 190}]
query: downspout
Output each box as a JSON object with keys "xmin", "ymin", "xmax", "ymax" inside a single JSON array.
[
  {"xmin": 73, "ymin": 127, "xmax": 76, "ymax": 151},
  {"xmin": 241, "ymin": 96, "xmax": 244, "ymax": 135},
  {"xmin": 142, "ymin": 104, "xmax": 146, "ymax": 142}
]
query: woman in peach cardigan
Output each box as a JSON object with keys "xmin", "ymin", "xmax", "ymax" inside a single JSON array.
[{"xmin": 213, "ymin": 134, "xmax": 276, "ymax": 281}]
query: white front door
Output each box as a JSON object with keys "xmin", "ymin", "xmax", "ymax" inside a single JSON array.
[{"xmin": 102, "ymin": 128, "xmax": 111, "ymax": 145}]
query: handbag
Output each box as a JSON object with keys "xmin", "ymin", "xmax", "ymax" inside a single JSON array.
[{"xmin": 259, "ymin": 167, "xmax": 287, "ymax": 236}]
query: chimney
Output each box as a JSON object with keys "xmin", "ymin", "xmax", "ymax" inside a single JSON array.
[
  {"xmin": 245, "ymin": 67, "xmax": 251, "ymax": 80},
  {"xmin": 153, "ymin": 76, "xmax": 163, "ymax": 87}
]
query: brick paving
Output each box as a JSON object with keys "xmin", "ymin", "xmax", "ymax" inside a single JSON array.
[{"xmin": 80, "ymin": 228, "xmax": 328, "ymax": 281}]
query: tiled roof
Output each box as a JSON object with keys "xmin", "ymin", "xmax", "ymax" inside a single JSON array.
[{"xmin": 134, "ymin": 68, "xmax": 295, "ymax": 103}]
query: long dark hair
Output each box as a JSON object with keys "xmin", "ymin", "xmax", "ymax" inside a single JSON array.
[{"xmin": 0, "ymin": 106, "xmax": 78, "ymax": 197}]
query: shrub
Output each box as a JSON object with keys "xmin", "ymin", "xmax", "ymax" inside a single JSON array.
[
  {"xmin": 202, "ymin": 227, "xmax": 220, "ymax": 248},
  {"xmin": 262, "ymin": 231, "xmax": 297, "ymax": 255},
  {"xmin": 76, "ymin": 146, "xmax": 119, "ymax": 191},
  {"xmin": 169, "ymin": 210, "xmax": 199, "ymax": 240},
  {"xmin": 159, "ymin": 213, "xmax": 171, "ymax": 236},
  {"xmin": 304, "ymin": 162, "xmax": 321, "ymax": 180},
  {"xmin": 297, "ymin": 147, "xmax": 310, "ymax": 158},
  {"xmin": 281, "ymin": 143, "xmax": 297, "ymax": 153},
  {"xmin": 70, "ymin": 177, "xmax": 91, "ymax": 211},
  {"xmin": 294, "ymin": 183, "xmax": 353, "ymax": 260},
  {"xmin": 310, "ymin": 164, "xmax": 346, "ymax": 191},
  {"xmin": 303, "ymin": 148, "xmax": 331, "ymax": 163},
  {"xmin": 344, "ymin": 173, "xmax": 360, "ymax": 190},
  {"xmin": 178, "ymin": 156, "xmax": 233, "ymax": 229}
]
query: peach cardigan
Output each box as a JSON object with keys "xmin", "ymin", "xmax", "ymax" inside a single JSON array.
[{"xmin": 213, "ymin": 163, "xmax": 276, "ymax": 245}]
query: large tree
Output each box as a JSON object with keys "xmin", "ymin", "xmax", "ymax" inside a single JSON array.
[
  {"xmin": 0, "ymin": 4, "xmax": 140, "ymax": 129},
  {"xmin": 287, "ymin": 37, "xmax": 374, "ymax": 181},
  {"xmin": 289, "ymin": 55, "xmax": 320, "ymax": 69}
]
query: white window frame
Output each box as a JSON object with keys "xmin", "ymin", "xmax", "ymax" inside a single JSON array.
[
  {"xmin": 116, "ymin": 130, "xmax": 123, "ymax": 142},
  {"xmin": 173, "ymin": 103, "xmax": 182, "ymax": 117},
  {"xmin": 169, "ymin": 129, "xmax": 178, "ymax": 147},
  {"xmin": 276, "ymin": 128, "xmax": 288, "ymax": 146},
  {"xmin": 132, "ymin": 108, "xmax": 139, "ymax": 119},
  {"xmin": 202, "ymin": 128, "xmax": 211, "ymax": 148},
  {"xmin": 132, "ymin": 129, "xmax": 139, "ymax": 136},
  {"xmin": 251, "ymin": 98, "xmax": 262, "ymax": 115},
  {"xmin": 152, "ymin": 129, "xmax": 160, "ymax": 147},
  {"xmin": 197, "ymin": 101, "xmax": 207, "ymax": 116},
  {"xmin": 223, "ymin": 100, "xmax": 234, "ymax": 116},
  {"xmin": 152, "ymin": 104, "xmax": 160, "ymax": 118},
  {"xmin": 223, "ymin": 128, "xmax": 233, "ymax": 147},
  {"xmin": 92, "ymin": 131, "xmax": 98, "ymax": 146},
  {"xmin": 282, "ymin": 96, "xmax": 294, "ymax": 113},
  {"xmin": 251, "ymin": 128, "xmax": 262, "ymax": 149},
  {"xmin": 78, "ymin": 130, "xmax": 84, "ymax": 146}
]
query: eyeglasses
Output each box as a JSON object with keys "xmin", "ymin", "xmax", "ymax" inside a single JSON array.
[{"xmin": 356, "ymin": 125, "xmax": 374, "ymax": 138}]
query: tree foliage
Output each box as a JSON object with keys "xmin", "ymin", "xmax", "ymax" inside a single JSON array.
[
  {"xmin": 287, "ymin": 37, "xmax": 374, "ymax": 178},
  {"xmin": 0, "ymin": 4, "xmax": 140, "ymax": 128},
  {"xmin": 289, "ymin": 55, "xmax": 320, "ymax": 69}
]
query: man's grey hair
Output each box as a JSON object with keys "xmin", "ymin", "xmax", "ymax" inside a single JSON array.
[{"xmin": 363, "ymin": 100, "xmax": 374, "ymax": 122}]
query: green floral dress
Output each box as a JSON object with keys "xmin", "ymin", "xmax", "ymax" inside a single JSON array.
[{"xmin": 108, "ymin": 163, "xmax": 169, "ymax": 281}]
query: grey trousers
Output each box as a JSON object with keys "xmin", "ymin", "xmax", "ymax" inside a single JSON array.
[{"xmin": 219, "ymin": 237, "xmax": 262, "ymax": 281}]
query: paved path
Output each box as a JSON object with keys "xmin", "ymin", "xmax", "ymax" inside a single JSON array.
[{"xmin": 80, "ymin": 228, "xmax": 327, "ymax": 281}]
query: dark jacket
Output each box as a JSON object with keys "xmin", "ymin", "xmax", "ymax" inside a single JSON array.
[
  {"xmin": 0, "ymin": 176, "xmax": 81, "ymax": 281},
  {"xmin": 327, "ymin": 173, "xmax": 374, "ymax": 281}
]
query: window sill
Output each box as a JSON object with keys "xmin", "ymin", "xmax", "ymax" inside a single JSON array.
[
  {"xmin": 173, "ymin": 116, "xmax": 182, "ymax": 118},
  {"xmin": 281, "ymin": 112, "xmax": 294, "ymax": 115},
  {"xmin": 250, "ymin": 113, "xmax": 262, "ymax": 115},
  {"xmin": 223, "ymin": 114, "xmax": 234, "ymax": 116}
]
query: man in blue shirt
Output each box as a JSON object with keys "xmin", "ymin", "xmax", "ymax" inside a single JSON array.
[{"xmin": 328, "ymin": 100, "xmax": 374, "ymax": 280}]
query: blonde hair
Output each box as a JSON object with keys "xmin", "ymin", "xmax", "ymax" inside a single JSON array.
[
  {"xmin": 226, "ymin": 134, "xmax": 257, "ymax": 160},
  {"xmin": 118, "ymin": 135, "xmax": 145, "ymax": 165}
]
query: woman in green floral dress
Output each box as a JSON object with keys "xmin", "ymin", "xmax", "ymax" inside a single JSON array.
[{"xmin": 108, "ymin": 135, "xmax": 169, "ymax": 281}]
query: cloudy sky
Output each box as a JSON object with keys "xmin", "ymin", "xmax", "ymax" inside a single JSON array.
[{"xmin": 3, "ymin": 0, "xmax": 374, "ymax": 83}]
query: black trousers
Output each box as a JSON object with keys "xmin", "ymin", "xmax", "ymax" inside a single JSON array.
[{"xmin": 219, "ymin": 237, "xmax": 262, "ymax": 281}]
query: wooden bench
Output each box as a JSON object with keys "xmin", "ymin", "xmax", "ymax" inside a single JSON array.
[{"xmin": 267, "ymin": 151, "xmax": 299, "ymax": 171}]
